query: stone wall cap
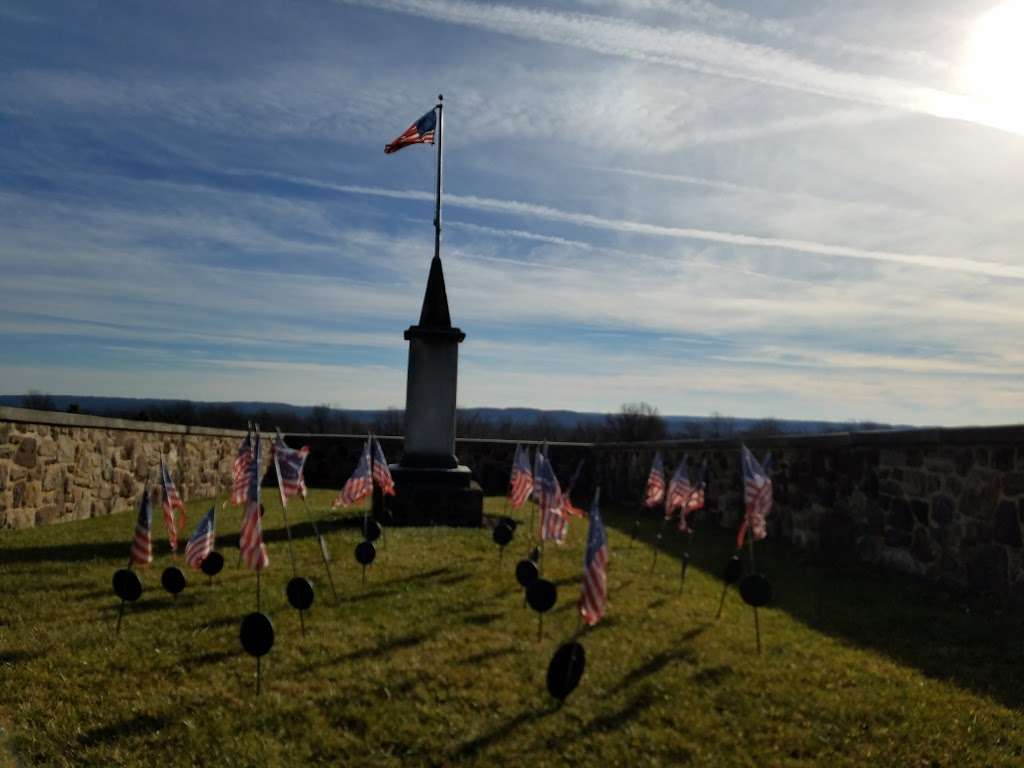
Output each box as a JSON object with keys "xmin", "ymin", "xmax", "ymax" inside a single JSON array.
[{"xmin": 0, "ymin": 406, "xmax": 247, "ymax": 437}]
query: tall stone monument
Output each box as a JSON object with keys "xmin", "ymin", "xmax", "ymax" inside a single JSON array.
[{"xmin": 381, "ymin": 254, "xmax": 483, "ymax": 526}]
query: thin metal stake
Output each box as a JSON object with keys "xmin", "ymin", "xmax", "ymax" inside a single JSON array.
[
  {"xmin": 715, "ymin": 583, "xmax": 730, "ymax": 620},
  {"xmin": 537, "ymin": 613, "xmax": 543, "ymax": 642},
  {"xmin": 362, "ymin": 564, "xmax": 367, "ymax": 587},
  {"xmin": 115, "ymin": 599, "xmax": 125, "ymax": 635},
  {"xmin": 256, "ymin": 656, "xmax": 261, "ymax": 696},
  {"xmin": 628, "ymin": 520, "xmax": 639, "ymax": 551},
  {"xmin": 748, "ymin": 534, "xmax": 762, "ymax": 654},
  {"xmin": 298, "ymin": 496, "xmax": 338, "ymax": 604},
  {"xmin": 649, "ymin": 535, "xmax": 661, "ymax": 574}
]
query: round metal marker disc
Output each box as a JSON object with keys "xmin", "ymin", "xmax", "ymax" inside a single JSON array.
[
  {"xmin": 200, "ymin": 551, "xmax": 224, "ymax": 577},
  {"xmin": 239, "ymin": 612, "xmax": 275, "ymax": 657},
  {"xmin": 286, "ymin": 576, "xmax": 315, "ymax": 611},
  {"xmin": 546, "ymin": 641, "xmax": 586, "ymax": 700},
  {"xmin": 515, "ymin": 559, "xmax": 539, "ymax": 588},
  {"xmin": 526, "ymin": 578, "xmax": 557, "ymax": 613},
  {"xmin": 739, "ymin": 573, "xmax": 772, "ymax": 607},
  {"xmin": 528, "ymin": 546, "xmax": 541, "ymax": 564},
  {"xmin": 355, "ymin": 540, "xmax": 376, "ymax": 566},
  {"xmin": 493, "ymin": 523, "xmax": 513, "ymax": 547},
  {"xmin": 112, "ymin": 568, "xmax": 142, "ymax": 602},
  {"xmin": 161, "ymin": 565, "xmax": 186, "ymax": 595},
  {"xmin": 499, "ymin": 516, "xmax": 518, "ymax": 531},
  {"xmin": 364, "ymin": 519, "xmax": 382, "ymax": 542},
  {"xmin": 723, "ymin": 555, "xmax": 743, "ymax": 584}
]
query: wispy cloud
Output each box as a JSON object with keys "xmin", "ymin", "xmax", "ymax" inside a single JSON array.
[
  {"xmin": 338, "ymin": 0, "xmax": 1017, "ymax": 133},
  {"xmin": 237, "ymin": 172, "xmax": 1024, "ymax": 280}
]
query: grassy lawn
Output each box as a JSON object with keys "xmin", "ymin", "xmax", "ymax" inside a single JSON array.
[{"xmin": 1, "ymin": 490, "xmax": 1023, "ymax": 767}]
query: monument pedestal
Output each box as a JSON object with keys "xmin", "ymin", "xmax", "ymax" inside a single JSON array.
[
  {"xmin": 382, "ymin": 253, "xmax": 483, "ymax": 527},
  {"xmin": 383, "ymin": 465, "xmax": 483, "ymax": 527}
]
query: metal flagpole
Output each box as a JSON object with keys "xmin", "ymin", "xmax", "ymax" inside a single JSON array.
[
  {"xmin": 748, "ymin": 531, "xmax": 761, "ymax": 654},
  {"xmin": 433, "ymin": 94, "xmax": 444, "ymax": 260}
]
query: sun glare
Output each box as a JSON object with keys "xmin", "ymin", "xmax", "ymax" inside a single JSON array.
[{"xmin": 965, "ymin": 0, "xmax": 1024, "ymax": 128}]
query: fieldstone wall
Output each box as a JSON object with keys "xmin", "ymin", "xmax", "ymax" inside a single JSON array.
[
  {"xmin": 0, "ymin": 407, "xmax": 264, "ymax": 529},
  {"xmin": 3, "ymin": 406, "xmax": 1022, "ymax": 597},
  {"xmin": 594, "ymin": 427, "xmax": 1024, "ymax": 598}
]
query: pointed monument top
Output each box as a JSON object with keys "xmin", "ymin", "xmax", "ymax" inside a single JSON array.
[
  {"xmin": 418, "ymin": 255, "xmax": 452, "ymax": 328},
  {"xmin": 405, "ymin": 255, "xmax": 465, "ymax": 342}
]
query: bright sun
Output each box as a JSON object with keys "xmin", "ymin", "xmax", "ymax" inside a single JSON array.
[{"xmin": 965, "ymin": 0, "xmax": 1024, "ymax": 126}]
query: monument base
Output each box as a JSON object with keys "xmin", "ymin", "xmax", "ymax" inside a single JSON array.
[{"xmin": 378, "ymin": 465, "xmax": 483, "ymax": 527}]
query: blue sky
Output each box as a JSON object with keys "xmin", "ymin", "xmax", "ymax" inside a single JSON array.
[{"xmin": 1, "ymin": 0, "xmax": 1023, "ymax": 425}]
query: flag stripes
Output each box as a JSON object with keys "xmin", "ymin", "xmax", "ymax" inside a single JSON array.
[
  {"xmin": 508, "ymin": 444, "xmax": 533, "ymax": 508},
  {"xmin": 644, "ymin": 451, "xmax": 665, "ymax": 508},
  {"xmin": 184, "ymin": 507, "xmax": 216, "ymax": 570},
  {"xmin": 129, "ymin": 488, "xmax": 153, "ymax": 566},
  {"xmin": 579, "ymin": 490, "xmax": 609, "ymax": 626}
]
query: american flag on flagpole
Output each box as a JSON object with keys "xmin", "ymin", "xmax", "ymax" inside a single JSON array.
[
  {"xmin": 230, "ymin": 429, "xmax": 253, "ymax": 506},
  {"xmin": 184, "ymin": 506, "xmax": 216, "ymax": 570},
  {"xmin": 371, "ymin": 437, "xmax": 396, "ymax": 496},
  {"xmin": 665, "ymin": 455, "xmax": 693, "ymax": 521},
  {"xmin": 333, "ymin": 439, "xmax": 373, "ymax": 508},
  {"xmin": 508, "ymin": 444, "xmax": 533, "ymax": 509},
  {"xmin": 737, "ymin": 446, "xmax": 773, "ymax": 548},
  {"xmin": 578, "ymin": 488, "xmax": 609, "ymax": 626},
  {"xmin": 238, "ymin": 429, "xmax": 269, "ymax": 571},
  {"xmin": 272, "ymin": 433, "xmax": 309, "ymax": 508},
  {"xmin": 160, "ymin": 460, "xmax": 186, "ymax": 554},
  {"xmin": 384, "ymin": 108, "xmax": 437, "ymax": 154},
  {"xmin": 536, "ymin": 451, "xmax": 568, "ymax": 544},
  {"xmin": 129, "ymin": 487, "xmax": 153, "ymax": 567},
  {"xmin": 644, "ymin": 451, "xmax": 666, "ymax": 508}
]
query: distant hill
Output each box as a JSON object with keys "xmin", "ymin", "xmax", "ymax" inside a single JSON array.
[{"xmin": 0, "ymin": 394, "xmax": 907, "ymax": 436}]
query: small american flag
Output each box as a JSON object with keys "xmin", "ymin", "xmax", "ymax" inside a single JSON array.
[
  {"xmin": 578, "ymin": 488, "xmax": 608, "ymax": 626},
  {"xmin": 385, "ymin": 108, "xmax": 437, "ymax": 154},
  {"xmin": 184, "ymin": 506, "xmax": 216, "ymax": 570},
  {"xmin": 737, "ymin": 446, "xmax": 772, "ymax": 548},
  {"xmin": 273, "ymin": 434, "xmax": 309, "ymax": 508},
  {"xmin": 230, "ymin": 429, "xmax": 253, "ymax": 506},
  {"xmin": 678, "ymin": 460, "xmax": 708, "ymax": 532},
  {"xmin": 536, "ymin": 451, "xmax": 567, "ymax": 544},
  {"xmin": 371, "ymin": 437, "xmax": 396, "ymax": 496},
  {"xmin": 333, "ymin": 439, "xmax": 373, "ymax": 508},
  {"xmin": 160, "ymin": 460, "xmax": 186, "ymax": 554},
  {"xmin": 239, "ymin": 429, "xmax": 269, "ymax": 571},
  {"xmin": 560, "ymin": 458, "xmax": 587, "ymax": 518},
  {"xmin": 665, "ymin": 455, "xmax": 693, "ymax": 520},
  {"xmin": 508, "ymin": 444, "xmax": 533, "ymax": 508},
  {"xmin": 644, "ymin": 452, "xmax": 665, "ymax": 508},
  {"xmin": 129, "ymin": 487, "xmax": 153, "ymax": 566}
]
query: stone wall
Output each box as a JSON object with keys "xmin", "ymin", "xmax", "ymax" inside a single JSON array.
[
  {"xmin": 3, "ymin": 406, "xmax": 1022, "ymax": 596},
  {"xmin": 591, "ymin": 427, "xmax": 1024, "ymax": 598},
  {"xmin": 0, "ymin": 407, "xmax": 255, "ymax": 528}
]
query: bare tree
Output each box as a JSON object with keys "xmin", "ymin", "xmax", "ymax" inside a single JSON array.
[
  {"xmin": 20, "ymin": 390, "xmax": 57, "ymax": 411},
  {"xmin": 602, "ymin": 402, "xmax": 667, "ymax": 442},
  {"xmin": 706, "ymin": 411, "xmax": 736, "ymax": 439}
]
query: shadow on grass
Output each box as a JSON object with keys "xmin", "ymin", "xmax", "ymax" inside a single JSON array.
[
  {"xmin": 606, "ymin": 627, "xmax": 705, "ymax": 696},
  {"xmin": 586, "ymin": 687, "xmax": 657, "ymax": 734},
  {"xmin": 0, "ymin": 650, "xmax": 43, "ymax": 666},
  {"xmin": 461, "ymin": 646, "xmax": 518, "ymax": 665},
  {"xmin": 462, "ymin": 612, "xmax": 504, "ymax": 626},
  {"xmin": 453, "ymin": 703, "xmax": 561, "ymax": 758},
  {"xmin": 78, "ymin": 713, "xmax": 167, "ymax": 747},
  {"xmin": 297, "ymin": 631, "xmax": 434, "ymax": 673},
  {"xmin": 188, "ymin": 649, "xmax": 240, "ymax": 666},
  {"xmin": 606, "ymin": 511, "xmax": 1024, "ymax": 710}
]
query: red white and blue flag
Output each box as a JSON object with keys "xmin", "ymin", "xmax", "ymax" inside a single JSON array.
[
  {"xmin": 184, "ymin": 506, "xmax": 216, "ymax": 570},
  {"xmin": 561, "ymin": 458, "xmax": 587, "ymax": 518},
  {"xmin": 231, "ymin": 429, "xmax": 253, "ymax": 506},
  {"xmin": 665, "ymin": 455, "xmax": 693, "ymax": 521},
  {"xmin": 160, "ymin": 460, "xmax": 186, "ymax": 554},
  {"xmin": 508, "ymin": 444, "xmax": 533, "ymax": 509},
  {"xmin": 384, "ymin": 108, "xmax": 437, "ymax": 154},
  {"xmin": 644, "ymin": 451, "xmax": 665, "ymax": 508},
  {"xmin": 675, "ymin": 459, "xmax": 708, "ymax": 532},
  {"xmin": 737, "ymin": 446, "xmax": 772, "ymax": 548},
  {"xmin": 333, "ymin": 439, "xmax": 373, "ymax": 508},
  {"xmin": 239, "ymin": 429, "xmax": 269, "ymax": 571},
  {"xmin": 129, "ymin": 487, "xmax": 153, "ymax": 566},
  {"xmin": 578, "ymin": 489, "xmax": 609, "ymax": 626},
  {"xmin": 371, "ymin": 437, "xmax": 396, "ymax": 496},
  {"xmin": 536, "ymin": 451, "xmax": 567, "ymax": 544},
  {"xmin": 273, "ymin": 434, "xmax": 309, "ymax": 508}
]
